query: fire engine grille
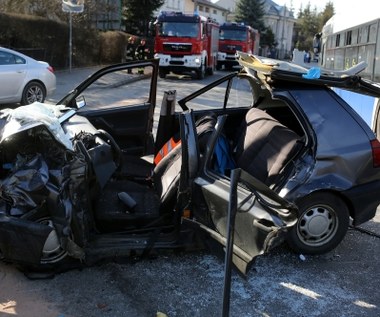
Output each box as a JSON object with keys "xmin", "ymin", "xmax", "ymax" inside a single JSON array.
[
  {"xmin": 169, "ymin": 60, "xmax": 185, "ymax": 65},
  {"xmin": 220, "ymin": 44, "xmax": 243, "ymax": 52},
  {"xmin": 163, "ymin": 43, "xmax": 192, "ymax": 52}
]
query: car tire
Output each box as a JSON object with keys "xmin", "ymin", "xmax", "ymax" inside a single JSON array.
[
  {"xmin": 287, "ymin": 192, "xmax": 350, "ymax": 255},
  {"xmin": 21, "ymin": 207, "xmax": 87, "ymax": 270},
  {"xmin": 21, "ymin": 81, "xmax": 46, "ymax": 105},
  {"xmin": 37, "ymin": 217, "xmax": 69, "ymax": 265}
]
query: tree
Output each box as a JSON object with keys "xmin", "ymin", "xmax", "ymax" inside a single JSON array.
[
  {"xmin": 318, "ymin": 1, "xmax": 334, "ymax": 30},
  {"xmin": 260, "ymin": 27, "xmax": 277, "ymax": 48},
  {"xmin": 235, "ymin": 0, "xmax": 266, "ymax": 32},
  {"xmin": 122, "ymin": 0, "xmax": 164, "ymax": 36},
  {"xmin": 293, "ymin": 3, "xmax": 319, "ymax": 51},
  {"xmin": 293, "ymin": 2, "xmax": 334, "ymax": 52},
  {"xmin": 0, "ymin": 0, "xmax": 121, "ymax": 30}
]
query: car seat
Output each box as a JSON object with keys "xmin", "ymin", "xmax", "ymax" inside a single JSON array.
[
  {"xmin": 94, "ymin": 113, "xmax": 217, "ymax": 229},
  {"xmin": 234, "ymin": 108, "xmax": 302, "ymax": 188}
]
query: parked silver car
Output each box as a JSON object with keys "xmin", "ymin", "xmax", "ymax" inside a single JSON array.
[{"xmin": 0, "ymin": 47, "xmax": 56, "ymax": 105}]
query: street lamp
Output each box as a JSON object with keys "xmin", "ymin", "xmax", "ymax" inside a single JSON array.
[{"xmin": 62, "ymin": 0, "xmax": 84, "ymax": 72}]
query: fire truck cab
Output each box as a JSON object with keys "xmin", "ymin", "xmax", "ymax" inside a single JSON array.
[
  {"xmin": 153, "ymin": 11, "xmax": 219, "ymax": 79},
  {"xmin": 217, "ymin": 22, "xmax": 260, "ymax": 70}
]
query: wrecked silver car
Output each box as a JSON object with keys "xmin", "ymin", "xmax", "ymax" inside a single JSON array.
[
  {"xmin": 0, "ymin": 54, "xmax": 380, "ymax": 278},
  {"xmin": 0, "ymin": 59, "xmax": 297, "ymax": 276}
]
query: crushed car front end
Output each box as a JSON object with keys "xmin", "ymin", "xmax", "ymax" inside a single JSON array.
[{"xmin": 0, "ymin": 103, "xmax": 96, "ymax": 268}]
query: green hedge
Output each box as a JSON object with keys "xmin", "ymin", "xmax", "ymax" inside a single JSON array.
[{"xmin": 0, "ymin": 13, "xmax": 133, "ymax": 69}]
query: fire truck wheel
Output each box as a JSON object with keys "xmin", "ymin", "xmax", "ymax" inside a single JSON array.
[
  {"xmin": 207, "ymin": 63, "xmax": 214, "ymax": 75},
  {"xmin": 197, "ymin": 62, "xmax": 205, "ymax": 79},
  {"xmin": 159, "ymin": 69, "xmax": 167, "ymax": 79}
]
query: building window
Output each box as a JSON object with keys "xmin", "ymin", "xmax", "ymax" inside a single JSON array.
[
  {"xmin": 213, "ymin": 9, "xmax": 217, "ymax": 14},
  {"xmin": 345, "ymin": 30, "xmax": 352, "ymax": 46},
  {"xmin": 359, "ymin": 25, "xmax": 369, "ymax": 44},
  {"xmin": 205, "ymin": 7, "xmax": 209, "ymax": 13},
  {"xmin": 369, "ymin": 23, "xmax": 377, "ymax": 42},
  {"xmin": 335, "ymin": 34, "xmax": 340, "ymax": 47},
  {"xmin": 199, "ymin": 5, "xmax": 204, "ymax": 11}
]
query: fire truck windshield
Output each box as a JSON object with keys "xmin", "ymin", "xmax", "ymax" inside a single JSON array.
[
  {"xmin": 159, "ymin": 22, "xmax": 199, "ymax": 38},
  {"xmin": 220, "ymin": 29, "xmax": 246, "ymax": 41}
]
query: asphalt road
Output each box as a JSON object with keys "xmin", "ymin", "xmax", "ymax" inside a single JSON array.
[{"xmin": 1, "ymin": 66, "xmax": 380, "ymax": 317}]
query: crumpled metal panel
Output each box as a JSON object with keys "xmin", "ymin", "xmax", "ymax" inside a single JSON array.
[
  {"xmin": 0, "ymin": 102, "xmax": 72, "ymax": 149},
  {"xmin": 0, "ymin": 119, "xmax": 89, "ymax": 264}
]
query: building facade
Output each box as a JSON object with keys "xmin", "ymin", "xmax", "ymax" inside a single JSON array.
[
  {"xmin": 263, "ymin": 0, "xmax": 296, "ymax": 59},
  {"xmin": 188, "ymin": 0, "xmax": 229, "ymax": 24},
  {"xmin": 92, "ymin": 0, "xmax": 122, "ymax": 31},
  {"xmin": 157, "ymin": 0, "xmax": 185, "ymax": 12},
  {"xmin": 157, "ymin": 0, "xmax": 228, "ymax": 24}
]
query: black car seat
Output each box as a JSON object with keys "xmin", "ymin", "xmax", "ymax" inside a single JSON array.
[
  {"xmin": 153, "ymin": 113, "xmax": 217, "ymax": 208},
  {"xmin": 234, "ymin": 108, "xmax": 302, "ymax": 188},
  {"xmin": 94, "ymin": 114, "xmax": 217, "ymax": 229}
]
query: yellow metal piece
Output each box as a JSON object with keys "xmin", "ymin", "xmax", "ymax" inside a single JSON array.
[{"xmin": 237, "ymin": 52, "xmax": 276, "ymax": 74}]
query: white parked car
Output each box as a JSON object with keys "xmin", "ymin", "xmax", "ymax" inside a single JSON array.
[{"xmin": 0, "ymin": 47, "xmax": 56, "ymax": 105}]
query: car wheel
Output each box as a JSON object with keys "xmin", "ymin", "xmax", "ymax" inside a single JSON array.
[
  {"xmin": 287, "ymin": 192, "xmax": 349, "ymax": 255},
  {"xmin": 21, "ymin": 81, "xmax": 46, "ymax": 105},
  {"xmin": 21, "ymin": 216, "xmax": 82, "ymax": 277},
  {"xmin": 38, "ymin": 217, "xmax": 68, "ymax": 264}
]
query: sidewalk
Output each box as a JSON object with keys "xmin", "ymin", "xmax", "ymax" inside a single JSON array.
[
  {"xmin": 47, "ymin": 66, "xmax": 103, "ymax": 103},
  {"xmin": 47, "ymin": 65, "xmax": 150, "ymax": 104}
]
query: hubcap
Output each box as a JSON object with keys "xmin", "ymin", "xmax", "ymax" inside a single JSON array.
[
  {"xmin": 40, "ymin": 219, "xmax": 67, "ymax": 264},
  {"xmin": 297, "ymin": 206, "xmax": 338, "ymax": 247},
  {"xmin": 26, "ymin": 86, "xmax": 44, "ymax": 104}
]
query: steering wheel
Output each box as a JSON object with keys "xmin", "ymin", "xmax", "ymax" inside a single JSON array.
[{"xmin": 94, "ymin": 129, "xmax": 123, "ymax": 171}]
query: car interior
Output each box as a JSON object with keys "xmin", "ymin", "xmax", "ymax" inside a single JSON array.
[
  {"xmin": 0, "ymin": 62, "xmax": 306, "ymax": 270},
  {"xmin": 73, "ymin": 70, "xmax": 307, "ymax": 231}
]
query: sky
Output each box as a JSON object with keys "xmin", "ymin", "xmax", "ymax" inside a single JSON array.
[{"xmin": 273, "ymin": 0, "xmax": 380, "ymax": 17}]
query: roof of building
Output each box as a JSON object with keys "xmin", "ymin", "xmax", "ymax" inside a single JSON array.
[
  {"xmin": 196, "ymin": 0, "xmax": 229, "ymax": 12},
  {"xmin": 213, "ymin": 0, "xmax": 295, "ymax": 18}
]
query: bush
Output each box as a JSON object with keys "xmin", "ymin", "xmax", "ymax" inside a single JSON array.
[
  {"xmin": 99, "ymin": 31, "xmax": 129, "ymax": 64},
  {"xmin": 0, "ymin": 13, "xmax": 132, "ymax": 69}
]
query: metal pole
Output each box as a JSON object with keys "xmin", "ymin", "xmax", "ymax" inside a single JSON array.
[
  {"xmin": 222, "ymin": 168, "xmax": 241, "ymax": 317},
  {"xmin": 281, "ymin": 6, "xmax": 286, "ymax": 59},
  {"xmin": 69, "ymin": 11, "xmax": 72, "ymax": 72}
]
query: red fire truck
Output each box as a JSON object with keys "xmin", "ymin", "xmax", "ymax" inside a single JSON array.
[
  {"xmin": 153, "ymin": 11, "xmax": 219, "ymax": 79},
  {"xmin": 217, "ymin": 22, "xmax": 260, "ymax": 70}
]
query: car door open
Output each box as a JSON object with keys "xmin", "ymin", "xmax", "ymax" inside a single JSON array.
[{"xmin": 190, "ymin": 114, "xmax": 298, "ymax": 274}]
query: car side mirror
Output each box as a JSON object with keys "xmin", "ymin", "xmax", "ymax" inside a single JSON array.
[{"xmin": 75, "ymin": 95, "xmax": 86, "ymax": 109}]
